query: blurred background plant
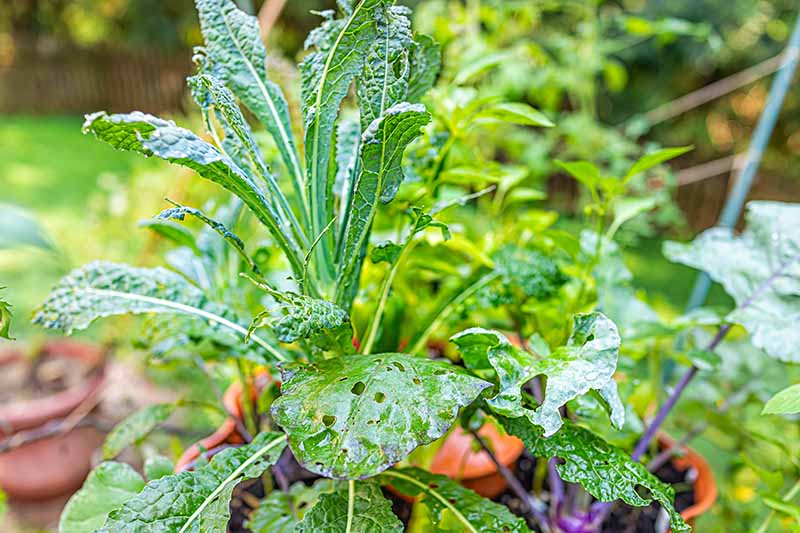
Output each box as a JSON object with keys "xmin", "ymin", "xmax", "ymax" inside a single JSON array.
[{"xmin": 1, "ymin": 0, "xmax": 799, "ymax": 531}]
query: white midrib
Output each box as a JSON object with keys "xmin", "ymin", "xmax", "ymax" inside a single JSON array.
[
  {"xmin": 84, "ymin": 288, "xmax": 286, "ymax": 362},
  {"xmin": 309, "ymin": 1, "xmax": 368, "ymax": 231},
  {"xmin": 381, "ymin": 471, "xmax": 477, "ymax": 533},
  {"xmin": 345, "ymin": 479, "xmax": 356, "ymax": 533},
  {"xmin": 177, "ymin": 434, "xmax": 287, "ymax": 533},
  {"xmin": 219, "ymin": 13, "xmax": 305, "ymax": 201}
]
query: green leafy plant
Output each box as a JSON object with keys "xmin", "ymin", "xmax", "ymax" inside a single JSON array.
[{"xmin": 34, "ymin": 1, "xmax": 800, "ymax": 532}]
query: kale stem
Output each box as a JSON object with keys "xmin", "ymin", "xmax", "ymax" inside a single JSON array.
[
  {"xmin": 470, "ymin": 430, "xmax": 551, "ymax": 532},
  {"xmin": 194, "ymin": 357, "xmax": 252, "ymax": 443},
  {"xmin": 755, "ymin": 478, "xmax": 800, "ymax": 533}
]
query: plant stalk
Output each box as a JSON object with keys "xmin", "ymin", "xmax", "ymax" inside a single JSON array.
[{"xmin": 470, "ymin": 430, "xmax": 551, "ymax": 532}]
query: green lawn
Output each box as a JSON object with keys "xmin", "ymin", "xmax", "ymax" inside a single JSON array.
[{"xmin": 0, "ymin": 115, "xmax": 175, "ymax": 338}]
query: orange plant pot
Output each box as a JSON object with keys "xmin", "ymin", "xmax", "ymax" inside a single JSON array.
[
  {"xmin": 0, "ymin": 340, "xmax": 106, "ymax": 500},
  {"xmin": 430, "ymin": 423, "xmax": 525, "ymax": 498},
  {"xmin": 658, "ymin": 434, "xmax": 718, "ymax": 528},
  {"xmin": 174, "ymin": 372, "xmax": 272, "ymax": 472}
]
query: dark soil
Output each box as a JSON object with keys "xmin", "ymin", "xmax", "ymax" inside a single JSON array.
[
  {"xmin": 227, "ymin": 443, "xmax": 695, "ymax": 532},
  {"xmin": 495, "ymin": 450, "xmax": 695, "ymax": 533},
  {"xmin": 600, "ymin": 460, "xmax": 694, "ymax": 533}
]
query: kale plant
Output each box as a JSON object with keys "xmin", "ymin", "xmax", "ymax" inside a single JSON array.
[{"xmin": 34, "ymin": 1, "xmax": 800, "ymax": 532}]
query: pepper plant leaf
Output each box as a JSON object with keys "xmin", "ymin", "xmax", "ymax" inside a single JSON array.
[
  {"xmin": 380, "ymin": 468, "xmax": 530, "ymax": 532},
  {"xmin": 33, "ymin": 261, "xmax": 284, "ymax": 362},
  {"xmin": 455, "ymin": 313, "xmax": 624, "ymax": 436},
  {"xmin": 97, "ymin": 432, "xmax": 286, "ymax": 533},
  {"xmin": 194, "ymin": 0, "xmax": 304, "ymax": 203},
  {"xmin": 763, "ymin": 384, "xmax": 800, "ymax": 415},
  {"xmin": 336, "ymin": 103, "xmax": 430, "ymax": 305},
  {"xmin": 499, "ymin": 416, "xmax": 690, "ymax": 533},
  {"xmin": 271, "ymin": 353, "xmax": 490, "ymax": 479},
  {"xmin": 82, "ymin": 111, "xmax": 305, "ymax": 276},
  {"xmin": 296, "ymin": 480, "xmax": 402, "ymax": 533},
  {"xmin": 102, "ymin": 403, "xmax": 177, "ymax": 460},
  {"xmin": 302, "ymin": 0, "xmax": 385, "ymax": 270},
  {"xmin": 664, "ymin": 201, "xmax": 800, "ymax": 362}
]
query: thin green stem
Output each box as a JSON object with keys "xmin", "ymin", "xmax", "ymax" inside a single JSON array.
[
  {"xmin": 362, "ymin": 239, "xmax": 417, "ymax": 355},
  {"xmin": 756, "ymin": 479, "xmax": 800, "ymax": 533},
  {"xmin": 346, "ymin": 480, "xmax": 356, "ymax": 533}
]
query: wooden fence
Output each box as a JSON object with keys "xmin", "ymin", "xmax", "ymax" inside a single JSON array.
[{"xmin": 0, "ymin": 40, "xmax": 193, "ymax": 114}]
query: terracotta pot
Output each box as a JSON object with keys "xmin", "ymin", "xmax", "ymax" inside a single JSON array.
[
  {"xmin": 174, "ymin": 372, "xmax": 271, "ymax": 472},
  {"xmin": 658, "ymin": 434, "xmax": 717, "ymax": 528},
  {"xmin": 0, "ymin": 340, "xmax": 106, "ymax": 500},
  {"xmin": 430, "ymin": 423, "xmax": 525, "ymax": 498}
]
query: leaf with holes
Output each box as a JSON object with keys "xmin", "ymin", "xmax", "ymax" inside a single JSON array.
[
  {"xmin": 96, "ymin": 432, "xmax": 286, "ymax": 533},
  {"xmin": 297, "ymin": 480, "xmax": 402, "ymax": 533},
  {"xmin": 271, "ymin": 353, "xmax": 490, "ymax": 479},
  {"xmin": 664, "ymin": 201, "xmax": 800, "ymax": 362},
  {"xmin": 454, "ymin": 313, "xmax": 624, "ymax": 436},
  {"xmin": 380, "ymin": 468, "xmax": 530, "ymax": 532},
  {"xmin": 499, "ymin": 416, "xmax": 689, "ymax": 533}
]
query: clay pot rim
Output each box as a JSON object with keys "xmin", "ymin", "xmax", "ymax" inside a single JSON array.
[
  {"xmin": 174, "ymin": 372, "xmax": 274, "ymax": 472},
  {"xmin": 657, "ymin": 433, "xmax": 718, "ymax": 524},
  {"xmin": 0, "ymin": 339, "xmax": 106, "ymax": 434}
]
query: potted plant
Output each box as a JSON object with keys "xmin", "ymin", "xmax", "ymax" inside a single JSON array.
[{"xmin": 32, "ymin": 1, "xmax": 800, "ymax": 532}]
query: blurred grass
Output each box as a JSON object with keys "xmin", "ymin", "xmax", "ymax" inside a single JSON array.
[{"xmin": 0, "ymin": 114, "xmax": 212, "ymax": 340}]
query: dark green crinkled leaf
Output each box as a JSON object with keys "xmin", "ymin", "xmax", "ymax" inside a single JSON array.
[
  {"xmin": 195, "ymin": 0, "xmax": 304, "ymax": 200},
  {"xmin": 58, "ymin": 462, "xmax": 145, "ymax": 533},
  {"xmin": 499, "ymin": 416, "xmax": 689, "ymax": 533},
  {"xmin": 102, "ymin": 403, "xmax": 177, "ymax": 460},
  {"xmin": 250, "ymin": 291, "xmax": 354, "ymax": 356},
  {"xmin": 370, "ymin": 241, "xmax": 402, "ymax": 265},
  {"xmin": 302, "ymin": 0, "xmax": 385, "ymax": 251},
  {"xmin": 271, "ymin": 353, "xmax": 490, "ymax": 479},
  {"xmin": 157, "ymin": 201, "xmax": 259, "ymax": 274},
  {"xmin": 82, "ymin": 111, "xmax": 304, "ymax": 275},
  {"xmin": 664, "ymin": 201, "xmax": 800, "ymax": 362},
  {"xmin": 485, "ymin": 244, "xmax": 568, "ymax": 306},
  {"xmin": 381, "ymin": 468, "xmax": 530, "ymax": 532},
  {"xmin": 406, "ymin": 34, "xmax": 441, "ymax": 103},
  {"xmin": 97, "ymin": 432, "xmax": 286, "ymax": 533},
  {"xmin": 357, "ymin": 4, "xmax": 412, "ymax": 129},
  {"xmin": 456, "ymin": 313, "xmax": 624, "ymax": 436},
  {"xmin": 33, "ymin": 261, "xmax": 282, "ymax": 362},
  {"xmin": 336, "ymin": 103, "xmax": 430, "ymax": 305},
  {"xmin": 246, "ymin": 480, "xmax": 335, "ymax": 533},
  {"xmin": 297, "ymin": 480, "xmax": 402, "ymax": 533}
]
